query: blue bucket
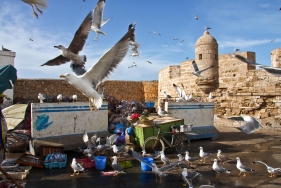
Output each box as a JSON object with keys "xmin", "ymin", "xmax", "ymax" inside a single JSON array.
[
  {"xmin": 95, "ymin": 156, "xmax": 106, "ymax": 170},
  {"xmin": 141, "ymin": 157, "xmax": 154, "ymax": 171}
]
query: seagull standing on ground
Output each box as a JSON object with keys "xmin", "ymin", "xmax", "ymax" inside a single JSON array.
[
  {"xmin": 192, "ymin": 61, "xmax": 213, "ymax": 78},
  {"xmin": 159, "ymin": 151, "xmax": 171, "ymax": 166},
  {"xmin": 185, "ymin": 151, "xmax": 198, "ymax": 165},
  {"xmin": 199, "ymin": 147, "xmax": 212, "ymax": 163},
  {"xmin": 111, "ymin": 156, "xmax": 125, "ymax": 174},
  {"xmin": 38, "ymin": 93, "xmax": 45, "ymax": 103},
  {"xmin": 21, "ymin": 0, "xmax": 48, "ymax": 18},
  {"xmin": 59, "ymin": 24, "xmax": 136, "ymax": 111},
  {"xmin": 41, "ymin": 11, "xmax": 92, "ymax": 67},
  {"xmin": 212, "ymin": 159, "xmax": 231, "ymax": 178},
  {"xmin": 252, "ymin": 161, "xmax": 281, "ymax": 177},
  {"xmin": 57, "ymin": 94, "xmax": 62, "ymax": 103},
  {"xmin": 182, "ymin": 168, "xmax": 193, "ymax": 187},
  {"xmin": 91, "ymin": 0, "xmax": 112, "ymax": 41},
  {"xmin": 236, "ymin": 157, "xmax": 255, "ymax": 177},
  {"xmin": 71, "ymin": 158, "xmax": 84, "ymax": 176},
  {"xmin": 217, "ymin": 149, "xmax": 231, "ymax": 164}
]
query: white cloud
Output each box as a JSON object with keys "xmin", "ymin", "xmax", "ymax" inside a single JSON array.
[
  {"xmin": 218, "ymin": 38, "xmax": 277, "ymax": 49},
  {"xmin": 259, "ymin": 3, "xmax": 270, "ymax": 8}
]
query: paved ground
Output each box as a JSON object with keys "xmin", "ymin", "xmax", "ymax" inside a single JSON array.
[{"xmin": 22, "ymin": 126, "xmax": 281, "ymax": 188}]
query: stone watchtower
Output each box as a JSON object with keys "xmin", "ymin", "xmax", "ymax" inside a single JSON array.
[{"xmin": 194, "ymin": 29, "xmax": 219, "ymax": 94}]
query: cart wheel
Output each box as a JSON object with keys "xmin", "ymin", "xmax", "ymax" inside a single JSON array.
[
  {"xmin": 142, "ymin": 136, "xmax": 165, "ymax": 155},
  {"xmin": 174, "ymin": 133, "xmax": 190, "ymax": 154}
]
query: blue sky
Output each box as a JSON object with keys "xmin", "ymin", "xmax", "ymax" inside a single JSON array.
[{"xmin": 0, "ymin": 0, "xmax": 280, "ymax": 81}]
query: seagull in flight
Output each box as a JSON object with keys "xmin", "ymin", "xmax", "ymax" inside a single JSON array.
[
  {"xmin": 191, "ymin": 61, "xmax": 213, "ymax": 78},
  {"xmin": 228, "ymin": 114, "xmax": 263, "ymax": 134},
  {"xmin": 41, "ymin": 11, "xmax": 92, "ymax": 67},
  {"xmin": 195, "ymin": 15, "xmax": 199, "ymax": 20},
  {"xmin": 173, "ymin": 83, "xmax": 188, "ymax": 102},
  {"xmin": 59, "ymin": 24, "xmax": 136, "ymax": 111},
  {"xmin": 271, "ymin": 39, "xmax": 275, "ymax": 42},
  {"xmin": 21, "ymin": 0, "xmax": 48, "ymax": 18},
  {"xmin": 204, "ymin": 26, "xmax": 211, "ymax": 31},
  {"xmin": 234, "ymin": 54, "xmax": 281, "ymax": 76},
  {"xmin": 149, "ymin": 31, "xmax": 161, "ymax": 36},
  {"xmin": 91, "ymin": 0, "xmax": 112, "ymax": 41},
  {"xmin": 146, "ymin": 61, "xmax": 152, "ymax": 64},
  {"xmin": 29, "ymin": 38, "xmax": 34, "ymax": 41}
]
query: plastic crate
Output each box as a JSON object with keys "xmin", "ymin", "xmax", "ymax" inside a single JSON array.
[
  {"xmin": 0, "ymin": 166, "xmax": 32, "ymax": 180},
  {"xmin": 76, "ymin": 157, "xmax": 95, "ymax": 168},
  {"xmin": 44, "ymin": 154, "xmax": 67, "ymax": 169},
  {"xmin": 40, "ymin": 144, "xmax": 64, "ymax": 157}
]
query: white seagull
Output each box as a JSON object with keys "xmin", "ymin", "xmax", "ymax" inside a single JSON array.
[
  {"xmin": 41, "ymin": 11, "xmax": 92, "ymax": 67},
  {"xmin": 192, "ymin": 61, "xmax": 213, "ymax": 78},
  {"xmin": 228, "ymin": 114, "xmax": 263, "ymax": 134},
  {"xmin": 234, "ymin": 54, "xmax": 281, "ymax": 77},
  {"xmin": 185, "ymin": 151, "xmax": 198, "ymax": 165},
  {"xmin": 149, "ymin": 31, "xmax": 161, "ymax": 36},
  {"xmin": 199, "ymin": 146, "xmax": 212, "ymax": 163},
  {"xmin": 173, "ymin": 83, "xmax": 188, "ymax": 102},
  {"xmin": 157, "ymin": 106, "xmax": 170, "ymax": 118},
  {"xmin": 182, "ymin": 168, "xmax": 193, "ymax": 187},
  {"xmin": 59, "ymin": 24, "xmax": 136, "ymax": 111},
  {"xmin": 111, "ymin": 156, "xmax": 125, "ymax": 175},
  {"xmin": 212, "ymin": 159, "xmax": 231, "ymax": 178},
  {"xmin": 72, "ymin": 94, "xmax": 78, "ymax": 102},
  {"xmin": 57, "ymin": 94, "xmax": 62, "ymax": 103},
  {"xmin": 236, "ymin": 157, "xmax": 255, "ymax": 177},
  {"xmin": 195, "ymin": 15, "xmax": 199, "ymax": 20},
  {"xmin": 38, "ymin": 93, "xmax": 45, "ymax": 103},
  {"xmin": 252, "ymin": 161, "xmax": 281, "ymax": 177},
  {"xmin": 159, "ymin": 151, "xmax": 170, "ymax": 166},
  {"xmin": 205, "ymin": 26, "xmax": 211, "ymax": 31},
  {"xmin": 91, "ymin": 0, "xmax": 112, "ymax": 41},
  {"xmin": 163, "ymin": 91, "xmax": 172, "ymax": 100},
  {"xmin": 217, "ymin": 149, "xmax": 232, "ymax": 164},
  {"xmin": 71, "ymin": 158, "xmax": 84, "ymax": 176},
  {"xmin": 21, "ymin": 0, "xmax": 48, "ymax": 19}
]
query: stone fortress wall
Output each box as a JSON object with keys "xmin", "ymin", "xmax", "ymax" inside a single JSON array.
[
  {"xmin": 158, "ymin": 30, "xmax": 281, "ymax": 129},
  {"xmin": 13, "ymin": 79, "xmax": 158, "ymax": 104}
]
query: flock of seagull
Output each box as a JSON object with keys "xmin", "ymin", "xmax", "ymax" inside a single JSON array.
[{"xmin": 71, "ymin": 131, "xmax": 281, "ymax": 188}]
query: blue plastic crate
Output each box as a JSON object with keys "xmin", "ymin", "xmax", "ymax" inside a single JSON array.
[{"xmin": 44, "ymin": 154, "xmax": 67, "ymax": 169}]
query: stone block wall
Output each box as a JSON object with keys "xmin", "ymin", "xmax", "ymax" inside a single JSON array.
[
  {"xmin": 13, "ymin": 79, "xmax": 158, "ymax": 104},
  {"xmin": 158, "ymin": 51, "xmax": 281, "ymax": 129}
]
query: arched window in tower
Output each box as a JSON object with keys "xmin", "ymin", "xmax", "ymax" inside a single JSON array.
[{"xmin": 199, "ymin": 54, "xmax": 202, "ymax": 60}]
